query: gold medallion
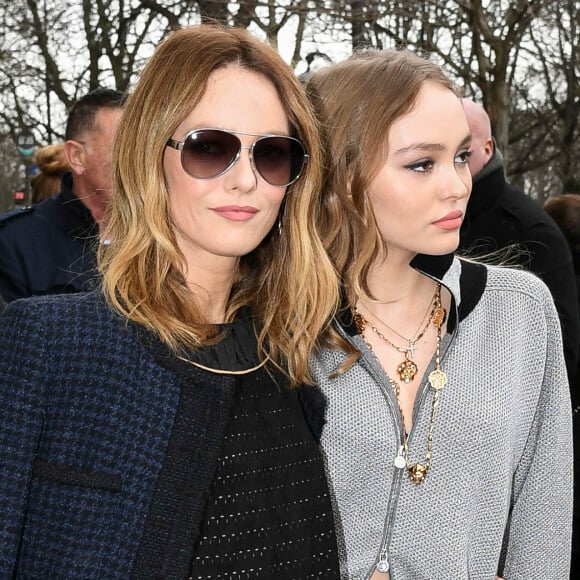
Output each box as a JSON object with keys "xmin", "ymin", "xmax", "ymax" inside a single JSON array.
[
  {"xmin": 354, "ymin": 284, "xmax": 447, "ymax": 486},
  {"xmin": 432, "ymin": 306, "xmax": 446, "ymax": 327},
  {"xmin": 408, "ymin": 463, "xmax": 428, "ymax": 484},
  {"xmin": 428, "ymin": 368, "xmax": 447, "ymax": 390},
  {"xmin": 397, "ymin": 357, "xmax": 418, "ymax": 383}
]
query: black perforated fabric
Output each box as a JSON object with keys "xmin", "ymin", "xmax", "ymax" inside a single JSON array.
[{"xmin": 189, "ymin": 369, "xmax": 340, "ymax": 579}]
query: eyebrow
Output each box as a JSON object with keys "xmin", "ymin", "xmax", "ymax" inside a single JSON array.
[{"xmin": 394, "ymin": 133, "xmax": 472, "ymax": 155}]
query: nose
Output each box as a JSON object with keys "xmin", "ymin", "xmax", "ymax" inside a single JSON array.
[
  {"xmin": 443, "ymin": 163, "xmax": 471, "ymax": 200},
  {"xmin": 225, "ymin": 145, "xmax": 258, "ymax": 192}
]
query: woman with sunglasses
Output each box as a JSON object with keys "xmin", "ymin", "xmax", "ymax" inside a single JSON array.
[
  {"xmin": 306, "ymin": 50, "xmax": 572, "ymax": 579},
  {"xmin": 0, "ymin": 25, "xmax": 341, "ymax": 577}
]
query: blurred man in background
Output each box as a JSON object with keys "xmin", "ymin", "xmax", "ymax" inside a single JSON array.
[
  {"xmin": 460, "ymin": 98, "xmax": 579, "ymax": 391},
  {"xmin": 0, "ymin": 88, "xmax": 125, "ymax": 302}
]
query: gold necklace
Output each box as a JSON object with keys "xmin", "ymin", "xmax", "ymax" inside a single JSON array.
[
  {"xmin": 176, "ymin": 355, "xmax": 269, "ymax": 375},
  {"xmin": 361, "ymin": 287, "xmax": 436, "ymax": 346},
  {"xmin": 354, "ymin": 284, "xmax": 440, "ymax": 383},
  {"xmin": 354, "ymin": 290, "xmax": 448, "ymax": 485}
]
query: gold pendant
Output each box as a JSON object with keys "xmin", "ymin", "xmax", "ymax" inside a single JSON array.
[
  {"xmin": 408, "ymin": 463, "xmax": 428, "ymax": 484},
  {"xmin": 428, "ymin": 369, "xmax": 448, "ymax": 390},
  {"xmin": 432, "ymin": 306, "xmax": 446, "ymax": 327},
  {"xmin": 397, "ymin": 357, "xmax": 418, "ymax": 383},
  {"xmin": 353, "ymin": 311, "xmax": 365, "ymax": 335}
]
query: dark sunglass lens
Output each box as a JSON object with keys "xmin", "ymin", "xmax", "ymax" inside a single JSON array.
[
  {"xmin": 182, "ymin": 130, "xmax": 240, "ymax": 179},
  {"xmin": 254, "ymin": 137, "xmax": 305, "ymax": 186}
]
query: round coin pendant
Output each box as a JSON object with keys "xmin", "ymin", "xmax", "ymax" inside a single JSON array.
[{"xmin": 428, "ymin": 368, "xmax": 448, "ymax": 390}]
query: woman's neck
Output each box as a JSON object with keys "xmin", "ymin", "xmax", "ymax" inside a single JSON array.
[
  {"xmin": 364, "ymin": 254, "xmax": 429, "ymax": 303},
  {"xmin": 357, "ymin": 256, "xmax": 439, "ymax": 337},
  {"xmin": 182, "ymin": 257, "xmax": 239, "ymax": 325}
]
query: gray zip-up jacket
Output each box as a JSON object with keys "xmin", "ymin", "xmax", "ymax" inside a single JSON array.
[{"xmin": 312, "ymin": 254, "xmax": 573, "ymax": 580}]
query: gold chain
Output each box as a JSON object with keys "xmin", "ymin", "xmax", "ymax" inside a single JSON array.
[
  {"xmin": 359, "ymin": 284, "xmax": 438, "ymax": 346},
  {"xmin": 354, "ymin": 284, "xmax": 440, "ymax": 383},
  {"xmin": 176, "ymin": 355, "xmax": 269, "ymax": 375},
  {"xmin": 360, "ymin": 316, "xmax": 431, "ymax": 354},
  {"xmin": 354, "ymin": 286, "xmax": 447, "ymax": 485}
]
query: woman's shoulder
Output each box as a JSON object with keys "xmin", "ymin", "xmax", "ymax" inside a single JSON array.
[
  {"xmin": 1, "ymin": 289, "xmax": 118, "ymax": 335},
  {"xmin": 482, "ymin": 262, "xmax": 547, "ymax": 286},
  {"xmin": 475, "ymin": 262, "xmax": 553, "ymax": 304},
  {"xmin": 0, "ymin": 290, "xmax": 143, "ymax": 375}
]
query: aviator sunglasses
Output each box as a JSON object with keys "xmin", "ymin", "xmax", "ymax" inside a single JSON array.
[{"xmin": 166, "ymin": 128, "xmax": 309, "ymax": 187}]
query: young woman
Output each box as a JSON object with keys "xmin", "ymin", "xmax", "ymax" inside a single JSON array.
[
  {"xmin": 306, "ymin": 49, "xmax": 572, "ymax": 579},
  {"xmin": 0, "ymin": 25, "xmax": 341, "ymax": 577}
]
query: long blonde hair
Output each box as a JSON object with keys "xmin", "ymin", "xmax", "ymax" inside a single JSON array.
[
  {"xmin": 99, "ymin": 24, "xmax": 340, "ymax": 387},
  {"xmin": 307, "ymin": 49, "xmax": 459, "ymax": 311}
]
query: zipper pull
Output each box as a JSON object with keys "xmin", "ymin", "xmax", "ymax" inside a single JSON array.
[
  {"xmin": 394, "ymin": 444, "xmax": 406, "ymax": 469},
  {"xmin": 376, "ymin": 559, "xmax": 390, "ymax": 573}
]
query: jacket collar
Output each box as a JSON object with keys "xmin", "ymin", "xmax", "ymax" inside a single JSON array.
[
  {"xmin": 61, "ymin": 172, "xmax": 97, "ymax": 223},
  {"xmin": 465, "ymin": 152, "xmax": 506, "ymax": 219},
  {"xmin": 55, "ymin": 172, "xmax": 98, "ymax": 237},
  {"xmin": 338, "ymin": 253, "xmax": 487, "ymax": 336},
  {"xmin": 474, "ymin": 142, "xmax": 503, "ymax": 181}
]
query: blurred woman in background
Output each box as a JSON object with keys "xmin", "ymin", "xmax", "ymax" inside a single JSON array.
[{"xmin": 30, "ymin": 142, "xmax": 69, "ymax": 204}]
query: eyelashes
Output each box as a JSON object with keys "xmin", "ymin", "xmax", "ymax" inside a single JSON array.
[
  {"xmin": 404, "ymin": 149, "xmax": 472, "ymax": 173},
  {"xmin": 456, "ymin": 150, "xmax": 473, "ymax": 163},
  {"xmin": 405, "ymin": 159, "xmax": 433, "ymax": 173}
]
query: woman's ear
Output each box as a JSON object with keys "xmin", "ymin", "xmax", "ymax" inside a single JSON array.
[
  {"xmin": 63, "ymin": 140, "xmax": 86, "ymax": 175},
  {"xmin": 345, "ymin": 172, "xmax": 353, "ymax": 198}
]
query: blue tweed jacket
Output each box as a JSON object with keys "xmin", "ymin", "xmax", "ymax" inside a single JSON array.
[{"xmin": 0, "ymin": 290, "xmax": 332, "ymax": 578}]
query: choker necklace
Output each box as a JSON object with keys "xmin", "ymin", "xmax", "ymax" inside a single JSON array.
[
  {"xmin": 355, "ymin": 284, "xmax": 440, "ymax": 383},
  {"xmin": 353, "ymin": 288, "xmax": 447, "ymax": 485},
  {"xmin": 176, "ymin": 355, "xmax": 268, "ymax": 375}
]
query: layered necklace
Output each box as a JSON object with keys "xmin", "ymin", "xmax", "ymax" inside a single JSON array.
[
  {"xmin": 353, "ymin": 283, "xmax": 448, "ymax": 485},
  {"xmin": 356, "ymin": 284, "xmax": 440, "ymax": 383}
]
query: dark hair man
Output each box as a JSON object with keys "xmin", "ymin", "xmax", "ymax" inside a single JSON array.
[{"xmin": 0, "ymin": 88, "xmax": 125, "ymax": 302}]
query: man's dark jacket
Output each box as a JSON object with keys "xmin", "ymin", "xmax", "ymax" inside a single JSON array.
[
  {"xmin": 459, "ymin": 152, "xmax": 580, "ymax": 405},
  {"xmin": 0, "ymin": 172, "xmax": 98, "ymax": 302}
]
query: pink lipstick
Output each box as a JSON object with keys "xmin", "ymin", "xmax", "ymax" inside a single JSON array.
[
  {"xmin": 211, "ymin": 205, "xmax": 259, "ymax": 222},
  {"xmin": 432, "ymin": 210, "xmax": 463, "ymax": 230}
]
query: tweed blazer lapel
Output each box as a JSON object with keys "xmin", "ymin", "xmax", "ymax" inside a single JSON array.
[{"xmin": 130, "ymin": 328, "xmax": 237, "ymax": 578}]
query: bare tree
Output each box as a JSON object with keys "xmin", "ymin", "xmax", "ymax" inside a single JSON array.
[
  {"xmin": 530, "ymin": 0, "xmax": 579, "ymax": 195},
  {"xmin": 0, "ymin": 0, "xmax": 577, "ymax": 211},
  {"xmin": 364, "ymin": 1, "xmax": 545, "ymax": 163},
  {"xmin": 0, "ymin": 0, "xmax": 197, "ymax": 209}
]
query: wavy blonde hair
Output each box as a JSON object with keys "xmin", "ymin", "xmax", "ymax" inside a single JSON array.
[
  {"xmin": 99, "ymin": 24, "xmax": 340, "ymax": 387},
  {"xmin": 307, "ymin": 49, "xmax": 459, "ymax": 311}
]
